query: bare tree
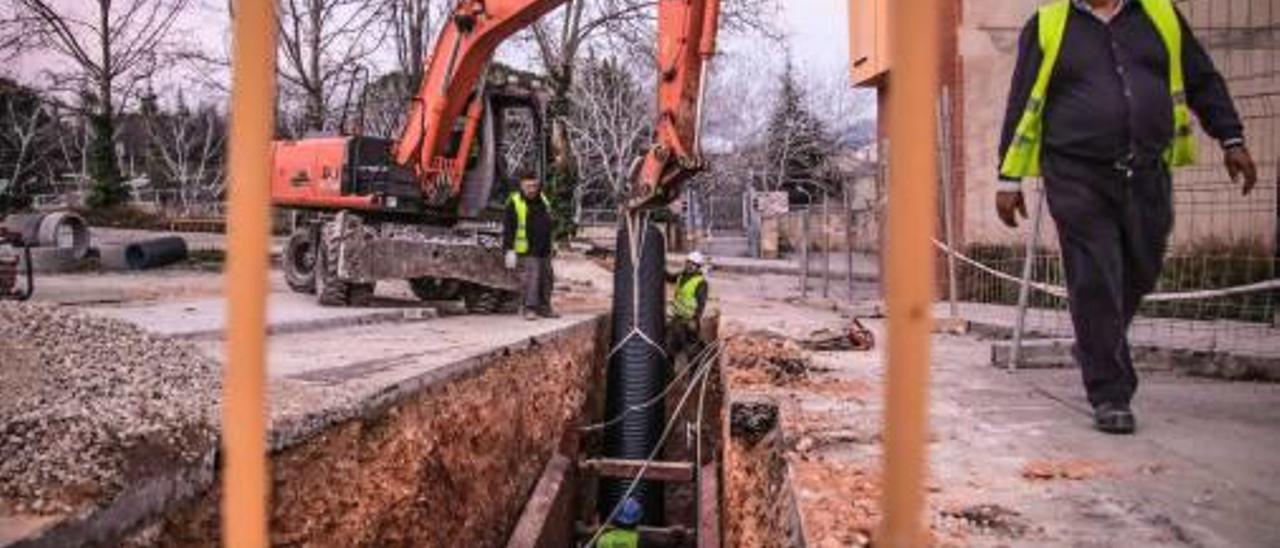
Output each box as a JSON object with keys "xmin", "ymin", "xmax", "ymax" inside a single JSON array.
[
  {"xmin": 565, "ymin": 55, "xmax": 652, "ymax": 220},
  {"xmin": 276, "ymin": 0, "xmax": 392, "ymax": 133},
  {"xmin": 1, "ymin": 98, "xmax": 56, "ymax": 194},
  {"xmin": 143, "ymin": 93, "xmax": 226, "ymax": 213},
  {"xmin": 389, "ymin": 0, "xmax": 446, "ymax": 94},
  {"xmin": 1, "ymin": 0, "xmax": 190, "ymax": 207},
  {"xmin": 522, "ymin": 0, "xmax": 780, "ymax": 209}
]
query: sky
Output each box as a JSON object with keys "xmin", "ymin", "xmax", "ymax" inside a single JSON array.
[
  {"xmin": 779, "ymin": 0, "xmax": 851, "ymax": 77},
  {"xmin": 6, "ymin": 0, "xmax": 857, "ymax": 109}
]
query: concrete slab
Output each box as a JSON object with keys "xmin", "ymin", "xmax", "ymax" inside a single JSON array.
[
  {"xmin": 991, "ymin": 338, "xmax": 1077, "ymax": 369},
  {"xmin": 81, "ymin": 291, "xmax": 435, "ymax": 339}
]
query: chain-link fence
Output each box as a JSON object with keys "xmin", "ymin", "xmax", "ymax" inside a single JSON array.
[{"xmin": 945, "ymin": 0, "xmax": 1279, "ymax": 359}]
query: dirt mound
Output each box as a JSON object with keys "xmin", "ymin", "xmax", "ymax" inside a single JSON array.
[
  {"xmin": 1021, "ymin": 459, "xmax": 1110, "ymax": 481},
  {"xmin": 725, "ymin": 332, "xmax": 812, "ymax": 386},
  {"xmin": 0, "ymin": 302, "xmax": 219, "ymax": 514}
]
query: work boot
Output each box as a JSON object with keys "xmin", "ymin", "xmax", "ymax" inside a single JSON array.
[
  {"xmin": 523, "ymin": 309, "xmax": 539, "ymax": 321},
  {"xmin": 1093, "ymin": 403, "xmax": 1136, "ymax": 435}
]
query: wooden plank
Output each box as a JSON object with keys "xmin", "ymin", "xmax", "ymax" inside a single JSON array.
[
  {"xmin": 699, "ymin": 462, "xmax": 721, "ymax": 547},
  {"xmin": 506, "ymin": 454, "xmax": 575, "ymax": 548},
  {"xmin": 579, "ymin": 458, "xmax": 694, "ymax": 483},
  {"xmin": 575, "ymin": 523, "xmax": 693, "ymax": 545}
]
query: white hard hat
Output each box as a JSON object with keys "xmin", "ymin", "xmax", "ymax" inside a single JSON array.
[{"xmin": 687, "ymin": 251, "xmax": 706, "ymax": 266}]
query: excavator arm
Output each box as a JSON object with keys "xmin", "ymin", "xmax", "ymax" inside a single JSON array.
[
  {"xmin": 630, "ymin": 0, "xmax": 721, "ymax": 208},
  {"xmin": 393, "ymin": 0, "xmax": 567, "ymax": 206},
  {"xmin": 395, "ymin": 0, "xmax": 722, "ymax": 211}
]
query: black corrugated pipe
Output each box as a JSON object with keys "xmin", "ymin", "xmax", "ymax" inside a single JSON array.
[
  {"xmin": 598, "ymin": 217, "xmax": 669, "ymax": 526},
  {"xmin": 124, "ymin": 236, "xmax": 189, "ymax": 270}
]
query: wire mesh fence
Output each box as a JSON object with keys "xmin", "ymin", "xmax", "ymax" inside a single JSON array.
[{"xmin": 946, "ymin": 0, "xmax": 1279, "ymax": 359}]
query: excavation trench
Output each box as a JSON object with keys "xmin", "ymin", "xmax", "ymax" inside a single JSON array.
[
  {"xmin": 2, "ymin": 315, "xmax": 613, "ymax": 548},
  {"xmin": 7, "ymin": 291, "xmax": 775, "ymax": 546}
]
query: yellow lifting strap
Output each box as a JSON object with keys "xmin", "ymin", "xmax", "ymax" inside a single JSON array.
[{"xmin": 999, "ymin": 0, "xmax": 1195, "ymax": 179}]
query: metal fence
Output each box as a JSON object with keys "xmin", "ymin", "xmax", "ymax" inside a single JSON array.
[{"xmin": 946, "ymin": 0, "xmax": 1280, "ymax": 360}]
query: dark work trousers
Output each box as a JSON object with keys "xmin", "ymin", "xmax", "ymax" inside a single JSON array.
[
  {"xmin": 1042, "ymin": 152, "xmax": 1174, "ymax": 408},
  {"xmin": 520, "ymin": 255, "xmax": 554, "ymax": 313}
]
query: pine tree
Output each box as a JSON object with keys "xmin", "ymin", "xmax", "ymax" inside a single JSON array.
[{"xmin": 764, "ymin": 60, "xmax": 833, "ymax": 205}]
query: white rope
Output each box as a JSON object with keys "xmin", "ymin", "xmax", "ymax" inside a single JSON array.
[
  {"xmin": 932, "ymin": 239, "xmax": 1280, "ymax": 303},
  {"xmin": 582, "ymin": 342, "xmax": 721, "ymax": 548},
  {"xmin": 581, "ymin": 339, "xmax": 720, "ymax": 433},
  {"xmin": 605, "ymin": 211, "xmax": 670, "ymax": 361}
]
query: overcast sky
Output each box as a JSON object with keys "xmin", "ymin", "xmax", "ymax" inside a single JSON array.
[
  {"xmin": 779, "ymin": 0, "xmax": 850, "ymax": 77},
  {"xmin": 7, "ymin": 0, "xmax": 855, "ymax": 104}
]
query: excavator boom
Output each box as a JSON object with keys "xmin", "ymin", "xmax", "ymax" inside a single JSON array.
[
  {"xmin": 394, "ymin": 0, "xmax": 721, "ymax": 210},
  {"xmin": 393, "ymin": 0, "xmax": 567, "ymax": 206},
  {"xmin": 631, "ymin": 0, "xmax": 722, "ymax": 208}
]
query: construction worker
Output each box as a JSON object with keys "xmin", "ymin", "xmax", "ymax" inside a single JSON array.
[
  {"xmin": 997, "ymin": 0, "xmax": 1257, "ymax": 434},
  {"xmin": 667, "ymin": 251, "xmax": 709, "ymax": 356},
  {"xmin": 597, "ymin": 497, "xmax": 643, "ymax": 548},
  {"xmin": 503, "ymin": 175, "xmax": 559, "ymax": 320}
]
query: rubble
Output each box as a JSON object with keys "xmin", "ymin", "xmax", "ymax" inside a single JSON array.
[
  {"xmin": 725, "ymin": 332, "xmax": 813, "ymax": 385},
  {"xmin": 1021, "ymin": 459, "xmax": 1109, "ymax": 481},
  {"xmin": 799, "ymin": 319, "xmax": 876, "ymax": 352},
  {"xmin": 939, "ymin": 503, "xmax": 1030, "ymax": 538},
  {"xmin": 0, "ymin": 302, "xmax": 219, "ymax": 515},
  {"xmin": 729, "ymin": 399, "xmax": 779, "ymax": 446}
]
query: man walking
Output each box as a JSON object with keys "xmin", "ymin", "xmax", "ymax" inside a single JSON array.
[
  {"xmin": 997, "ymin": 0, "xmax": 1257, "ymax": 434},
  {"xmin": 504, "ymin": 175, "xmax": 558, "ymax": 320}
]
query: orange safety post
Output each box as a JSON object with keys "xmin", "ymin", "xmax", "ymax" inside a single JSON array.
[
  {"xmin": 878, "ymin": 0, "xmax": 939, "ymax": 546},
  {"xmin": 222, "ymin": 0, "xmax": 277, "ymax": 546}
]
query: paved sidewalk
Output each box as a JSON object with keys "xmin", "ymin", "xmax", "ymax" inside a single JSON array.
[{"xmin": 715, "ymin": 269, "xmax": 1280, "ymax": 547}]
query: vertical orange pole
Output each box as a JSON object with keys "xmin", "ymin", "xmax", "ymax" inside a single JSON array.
[
  {"xmin": 878, "ymin": 0, "xmax": 938, "ymax": 546},
  {"xmin": 223, "ymin": 0, "xmax": 276, "ymax": 546}
]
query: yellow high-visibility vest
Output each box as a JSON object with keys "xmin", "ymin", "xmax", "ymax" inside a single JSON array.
[
  {"xmin": 1000, "ymin": 0, "xmax": 1196, "ymax": 179},
  {"xmin": 671, "ymin": 272, "xmax": 706, "ymax": 321},
  {"xmin": 508, "ymin": 191, "xmax": 551, "ymax": 255},
  {"xmin": 597, "ymin": 527, "xmax": 639, "ymax": 548}
]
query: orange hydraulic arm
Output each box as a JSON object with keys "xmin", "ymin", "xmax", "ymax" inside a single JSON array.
[
  {"xmin": 630, "ymin": 0, "xmax": 721, "ymax": 208},
  {"xmin": 394, "ymin": 0, "xmax": 721, "ymax": 210},
  {"xmin": 394, "ymin": 0, "xmax": 567, "ymax": 205}
]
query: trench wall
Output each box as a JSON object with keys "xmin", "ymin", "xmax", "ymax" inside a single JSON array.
[{"xmin": 123, "ymin": 316, "xmax": 609, "ymax": 547}]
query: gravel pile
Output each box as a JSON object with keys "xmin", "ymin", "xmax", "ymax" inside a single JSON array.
[{"xmin": 0, "ymin": 302, "xmax": 220, "ymax": 515}]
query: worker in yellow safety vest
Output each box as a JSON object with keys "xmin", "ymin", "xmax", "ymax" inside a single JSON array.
[
  {"xmin": 666, "ymin": 251, "xmax": 709, "ymax": 357},
  {"xmin": 503, "ymin": 175, "xmax": 558, "ymax": 320},
  {"xmin": 996, "ymin": 0, "xmax": 1257, "ymax": 435},
  {"xmin": 596, "ymin": 497, "xmax": 643, "ymax": 548}
]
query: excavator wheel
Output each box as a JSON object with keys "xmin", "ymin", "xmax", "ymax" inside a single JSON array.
[
  {"xmin": 317, "ymin": 221, "xmax": 373, "ymax": 307},
  {"xmin": 283, "ymin": 229, "xmax": 317, "ymax": 294},
  {"xmin": 408, "ymin": 277, "xmax": 463, "ymax": 301}
]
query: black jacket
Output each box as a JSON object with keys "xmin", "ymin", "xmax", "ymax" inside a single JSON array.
[
  {"xmin": 502, "ymin": 193, "xmax": 554, "ymax": 257},
  {"xmin": 999, "ymin": 2, "xmax": 1243, "ymax": 180}
]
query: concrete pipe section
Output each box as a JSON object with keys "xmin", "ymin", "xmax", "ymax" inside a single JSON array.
[{"xmin": 4, "ymin": 212, "xmax": 93, "ymax": 273}]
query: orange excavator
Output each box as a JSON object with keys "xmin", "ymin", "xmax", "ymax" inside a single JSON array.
[{"xmin": 272, "ymin": 0, "xmax": 721, "ymax": 308}]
